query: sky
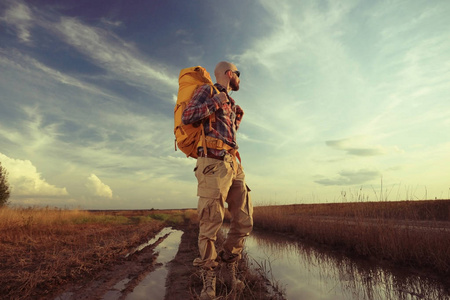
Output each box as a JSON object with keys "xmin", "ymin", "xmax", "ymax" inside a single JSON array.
[{"xmin": 1, "ymin": 0, "xmax": 449, "ymax": 209}]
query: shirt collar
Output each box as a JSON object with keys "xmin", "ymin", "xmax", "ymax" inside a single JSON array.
[
  {"xmin": 214, "ymin": 83, "xmax": 227, "ymax": 92},
  {"xmin": 214, "ymin": 83, "xmax": 235, "ymax": 105}
]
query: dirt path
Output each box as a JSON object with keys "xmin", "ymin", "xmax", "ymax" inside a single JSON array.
[
  {"xmin": 54, "ymin": 229, "xmax": 173, "ymax": 300},
  {"xmin": 54, "ymin": 223, "xmax": 279, "ymax": 300},
  {"xmin": 164, "ymin": 223, "xmax": 200, "ymax": 299}
]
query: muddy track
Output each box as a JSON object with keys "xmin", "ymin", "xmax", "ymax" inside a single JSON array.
[
  {"xmin": 164, "ymin": 224, "xmax": 200, "ymax": 299},
  {"xmin": 54, "ymin": 223, "xmax": 278, "ymax": 300},
  {"xmin": 55, "ymin": 230, "xmax": 173, "ymax": 300}
]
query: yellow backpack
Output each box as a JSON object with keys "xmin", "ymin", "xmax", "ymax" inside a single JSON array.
[
  {"xmin": 174, "ymin": 66, "xmax": 239, "ymax": 160},
  {"xmin": 174, "ymin": 66, "xmax": 214, "ymax": 158}
]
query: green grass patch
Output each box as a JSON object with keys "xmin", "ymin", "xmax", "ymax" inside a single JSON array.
[
  {"xmin": 72, "ymin": 214, "xmax": 130, "ymax": 225},
  {"xmin": 148, "ymin": 212, "xmax": 185, "ymax": 225},
  {"xmin": 149, "ymin": 213, "xmax": 171, "ymax": 221}
]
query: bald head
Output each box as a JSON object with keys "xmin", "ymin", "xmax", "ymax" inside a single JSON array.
[
  {"xmin": 214, "ymin": 61, "xmax": 240, "ymax": 92},
  {"xmin": 214, "ymin": 61, "xmax": 236, "ymax": 81}
]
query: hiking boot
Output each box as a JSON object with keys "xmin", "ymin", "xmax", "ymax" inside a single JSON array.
[
  {"xmin": 200, "ymin": 268, "xmax": 216, "ymax": 300},
  {"xmin": 219, "ymin": 251, "xmax": 244, "ymax": 291},
  {"xmin": 222, "ymin": 261, "xmax": 245, "ymax": 291}
]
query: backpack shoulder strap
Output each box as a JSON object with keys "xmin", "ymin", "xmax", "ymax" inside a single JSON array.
[
  {"xmin": 208, "ymin": 84, "xmax": 219, "ymax": 125},
  {"xmin": 199, "ymin": 84, "xmax": 220, "ymax": 157}
]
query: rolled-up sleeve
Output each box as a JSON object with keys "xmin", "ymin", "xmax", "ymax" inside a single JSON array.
[{"xmin": 234, "ymin": 105, "xmax": 244, "ymax": 129}]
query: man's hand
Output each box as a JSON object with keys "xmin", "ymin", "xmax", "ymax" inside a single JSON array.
[
  {"xmin": 217, "ymin": 92, "xmax": 229, "ymax": 104},
  {"xmin": 235, "ymin": 105, "xmax": 244, "ymax": 119}
]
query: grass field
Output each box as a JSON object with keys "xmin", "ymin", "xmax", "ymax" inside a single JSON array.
[
  {"xmin": 1, "ymin": 200, "xmax": 448, "ymax": 299},
  {"xmin": 0, "ymin": 207, "xmax": 195, "ymax": 299}
]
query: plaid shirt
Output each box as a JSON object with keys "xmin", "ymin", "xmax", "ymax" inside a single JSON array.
[{"xmin": 182, "ymin": 83, "xmax": 243, "ymax": 156}]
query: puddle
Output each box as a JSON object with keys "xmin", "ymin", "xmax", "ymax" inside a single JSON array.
[
  {"xmin": 125, "ymin": 227, "xmax": 176, "ymax": 258},
  {"xmin": 122, "ymin": 228, "xmax": 183, "ymax": 300},
  {"xmin": 243, "ymin": 228, "xmax": 449, "ymax": 300},
  {"xmin": 93, "ymin": 227, "xmax": 183, "ymax": 300}
]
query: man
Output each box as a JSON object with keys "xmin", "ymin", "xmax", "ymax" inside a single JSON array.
[{"xmin": 182, "ymin": 61, "xmax": 253, "ymax": 299}]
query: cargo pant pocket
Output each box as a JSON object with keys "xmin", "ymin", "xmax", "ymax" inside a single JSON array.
[
  {"xmin": 195, "ymin": 158, "xmax": 227, "ymax": 189},
  {"xmin": 197, "ymin": 188, "xmax": 224, "ymax": 225}
]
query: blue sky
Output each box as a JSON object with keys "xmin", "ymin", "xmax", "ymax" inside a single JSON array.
[{"xmin": 1, "ymin": 0, "xmax": 449, "ymax": 209}]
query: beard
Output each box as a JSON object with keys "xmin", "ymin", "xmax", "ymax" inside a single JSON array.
[{"xmin": 230, "ymin": 78, "xmax": 240, "ymax": 91}]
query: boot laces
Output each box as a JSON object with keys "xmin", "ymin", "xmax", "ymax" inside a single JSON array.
[
  {"xmin": 203, "ymin": 270, "xmax": 215, "ymax": 288},
  {"xmin": 226, "ymin": 261, "xmax": 236, "ymax": 274}
]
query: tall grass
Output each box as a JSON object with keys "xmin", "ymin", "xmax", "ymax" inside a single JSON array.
[
  {"xmin": 0, "ymin": 207, "xmax": 134, "ymax": 229},
  {"xmin": 0, "ymin": 207, "xmax": 166, "ymax": 299},
  {"xmin": 0, "ymin": 207, "xmax": 88, "ymax": 226},
  {"xmin": 253, "ymin": 200, "xmax": 450, "ymax": 276}
]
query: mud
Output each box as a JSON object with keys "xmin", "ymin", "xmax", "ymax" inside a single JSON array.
[
  {"xmin": 54, "ymin": 222, "xmax": 279, "ymax": 300},
  {"xmin": 53, "ymin": 221, "xmax": 449, "ymax": 300},
  {"xmin": 126, "ymin": 228, "xmax": 183, "ymax": 299},
  {"xmin": 164, "ymin": 223, "xmax": 200, "ymax": 299},
  {"xmin": 164, "ymin": 224, "xmax": 281, "ymax": 300},
  {"xmin": 55, "ymin": 228, "xmax": 175, "ymax": 300}
]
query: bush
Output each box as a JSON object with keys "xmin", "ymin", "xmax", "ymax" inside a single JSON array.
[{"xmin": 0, "ymin": 162, "xmax": 10, "ymax": 206}]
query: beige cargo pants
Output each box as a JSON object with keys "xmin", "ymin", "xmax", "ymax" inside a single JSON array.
[{"xmin": 193, "ymin": 153, "xmax": 253, "ymax": 269}]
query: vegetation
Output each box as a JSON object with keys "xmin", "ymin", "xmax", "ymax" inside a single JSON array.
[
  {"xmin": 2, "ymin": 200, "xmax": 447, "ymax": 299},
  {"xmin": 0, "ymin": 207, "xmax": 168, "ymax": 299},
  {"xmin": 0, "ymin": 162, "xmax": 10, "ymax": 206},
  {"xmin": 99, "ymin": 208, "xmax": 199, "ymax": 226},
  {"xmin": 0, "ymin": 207, "xmax": 278, "ymax": 299},
  {"xmin": 252, "ymin": 200, "xmax": 450, "ymax": 276}
]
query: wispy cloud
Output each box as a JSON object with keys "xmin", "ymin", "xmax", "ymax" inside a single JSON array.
[
  {"xmin": 2, "ymin": 1, "xmax": 178, "ymax": 96},
  {"xmin": 55, "ymin": 17, "xmax": 177, "ymax": 94},
  {"xmin": 0, "ymin": 50, "xmax": 116, "ymax": 99},
  {"xmin": 1, "ymin": 1, "xmax": 32, "ymax": 43},
  {"xmin": 326, "ymin": 136, "xmax": 403, "ymax": 157},
  {"xmin": 315, "ymin": 169, "xmax": 381, "ymax": 186}
]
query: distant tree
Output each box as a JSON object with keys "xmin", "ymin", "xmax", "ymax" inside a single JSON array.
[{"xmin": 0, "ymin": 162, "xmax": 11, "ymax": 206}]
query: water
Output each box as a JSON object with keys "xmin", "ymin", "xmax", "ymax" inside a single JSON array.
[
  {"xmin": 123, "ymin": 228, "xmax": 183, "ymax": 300},
  {"xmin": 244, "ymin": 229, "xmax": 449, "ymax": 300},
  {"xmin": 97, "ymin": 227, "xmax": 183, "ymax": 300},
  {"xmin": 125, "ymin": 227, "xmax": 177, "ymax": 258},
  {"xmin": 55, "ymin": 227, "xmax": 183, "ymax": 300},
  {"xmin": 55, "ymin": 225, "xmax": 448, "ymax": 300}
]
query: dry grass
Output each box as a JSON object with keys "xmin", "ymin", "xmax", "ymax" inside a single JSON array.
[
  {"xmin": 253, "ymin": 200, "xmax": 450, "ymax": 276},
  {"xmin": 1, "ymin": 207, "xmax": 280, "ymax": 299},
  {"xmin": 0, "ymin": 207, "xmax": 166, "ymax": 299}
]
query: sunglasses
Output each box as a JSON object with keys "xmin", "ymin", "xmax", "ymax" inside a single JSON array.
[{"xmin": 226, "ymin": 70, "xmax": 240, "ymax": 78}]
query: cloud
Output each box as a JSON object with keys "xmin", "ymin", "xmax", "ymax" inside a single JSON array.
[
  {"xmin": 236, "ymin": 1, "xmax": 356, "ymax": 72},
  {"xmin": 86, "ymin": 174, "xmax": 113, "ymax": 198},
  {"xmin": 1, "ymin": 1, "xmax": 33, "ymax": 43},
  {"xmin": 326, "ymin": 137, "xmax": 403, "ymax": 156},
  {"xmin": 326, "ymin": 139, "xmax": 387, "ymax": 156},
  {"xmin": 55, "ymin": 17, "xmax": 178, "ymax": 93},
  {"xmin": 0, "ymin": 50, "xmax": 116, "ymax": 99},
  {"xmin": 100, "ymin": 18, "xmax": 123, "ymax": 28},
  {"xmin": 0, "ymin": 153, "xmax": 68, "ymax": 197},
  {"xmin": 2, "ymin": 1, "xmax": 177, "ymax": 96},
  {"xmin": 315, "ymin": 169, "xmax": 381, "ymax": 186}
]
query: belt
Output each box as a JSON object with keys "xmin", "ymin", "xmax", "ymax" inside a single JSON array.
[{"xmin": 198, "ymin": 151, "xmax": 225, "ymax": 160}]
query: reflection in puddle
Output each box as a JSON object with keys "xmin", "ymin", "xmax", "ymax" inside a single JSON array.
[
  {"xmin": 125, "ymin": 227, "xmax": 176, "ymax": 258},
  {"xmin": 98, "ymin": 228, "xmax": 183, "ymax": 300},
  {"xmin": 124, "ymin": 228, "xmax": 183, "ymax": 300},
  {"xmin": 244, "ymin": 229, "xmax": 449, "ymax": 300}
]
